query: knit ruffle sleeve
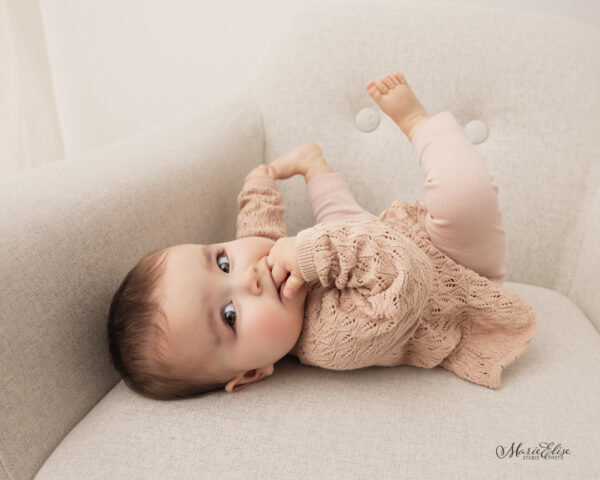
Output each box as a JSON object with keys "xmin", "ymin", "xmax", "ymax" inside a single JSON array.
[
  {"xmin": 290, "ymin": 218, "xmax": 434, "ymax": 370},
  {"xmin": 236, "ymin": 177, "xmax": 286, "ymax": 241}
]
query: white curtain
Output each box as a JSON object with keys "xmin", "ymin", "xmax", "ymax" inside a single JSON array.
[{"xmin": 0, "ymin": 0, "xmax": 64, "ymax": 180}]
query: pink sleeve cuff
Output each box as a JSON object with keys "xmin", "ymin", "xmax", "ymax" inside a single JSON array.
[{"xmin": 296, "ymin": 227, "xmax": 319, "ymax": 282}]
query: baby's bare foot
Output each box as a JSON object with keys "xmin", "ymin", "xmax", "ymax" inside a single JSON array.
[
  {"xmin": 366, "ymin": 72, "xmax": 429, "ymax": 142},
  {"xmin": 269, "ymin": 142, "xmax": 323, "ymax": 180}
]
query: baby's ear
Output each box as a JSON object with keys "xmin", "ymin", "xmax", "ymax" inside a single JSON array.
[{"xmin": 224, "ymin": 365, "xmax": 274, "ymax": 393}]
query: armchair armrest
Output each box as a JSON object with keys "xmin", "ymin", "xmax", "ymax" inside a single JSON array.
[
  {"xmin": 569, "ymin": 174, "xmax": 600, "ymax": 333},
  {"xmin": 0, "ymin": 82, "xmax": 263, "ymax": 480}
]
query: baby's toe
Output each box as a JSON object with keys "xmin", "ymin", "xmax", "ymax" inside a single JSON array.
[
  {"xmin": 375, "ymin": 79, "xmax": 389, "ymax": 94},
  {"xmin": 394, "ymin": 72, "xmax": 407, "ymax": 84},
  {"xmin": 382, "ymin": 76, "xmax": 396, "ymax": 89},
  {"xmin": 366, "ymin": 81, "xmax": 380, "ymax": 97}
]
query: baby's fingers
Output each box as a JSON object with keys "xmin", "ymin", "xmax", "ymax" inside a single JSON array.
[
  {"xmin": 269, "ymin": 262, "xmax": 288, "ymax": 290},
  {"xmin": 283, "ymin": 274, "xmax": 305, "ymax": 299}
]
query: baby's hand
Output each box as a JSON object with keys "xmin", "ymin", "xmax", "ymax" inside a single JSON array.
[
  {"xmin": 244, "ymin": 164, "xmax": 276, "ymax": 184},
  {"xmin": 267, "ymin": 236, "xmax": 305, "ymax": 299}
]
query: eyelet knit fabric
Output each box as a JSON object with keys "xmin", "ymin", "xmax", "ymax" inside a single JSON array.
[
  {"xmin": 237, "ymin": 180, "xmax": 537, "ymax": 390},
  {"xmin": 377, "ymin": 200, "xmax": 536, "ymax": 388}
]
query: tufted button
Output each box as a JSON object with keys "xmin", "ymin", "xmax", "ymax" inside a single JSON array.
[
  {"xmin": 355, "ymin": 107, "xmax": 380, "ymax": 132},
  {"xmin": 464, "ymin": 119, "xmax": 488, "ymax": 144}
]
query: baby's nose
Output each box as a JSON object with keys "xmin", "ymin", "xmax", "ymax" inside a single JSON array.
[{"xmin": 243, "ymin": 264, "xmax": 262, "ymax": 293}]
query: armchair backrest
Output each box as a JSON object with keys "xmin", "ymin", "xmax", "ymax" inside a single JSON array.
[{"xmin": 250, "ymin": 0, "xmax": 600, "ymax": 326}]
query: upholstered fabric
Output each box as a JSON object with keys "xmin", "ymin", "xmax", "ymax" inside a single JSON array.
[
  {"xmin": 33, "ymin": 283, "xmax": 600, "ymax": 479},
  {"xmin": 1, "ymin": 1, "xmax": 599, "ymax": 479}
]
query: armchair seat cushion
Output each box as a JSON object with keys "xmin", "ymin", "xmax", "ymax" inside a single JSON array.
[{"xmin": 35, "ymin": 283, "xmax": 600, "ymax": 479}]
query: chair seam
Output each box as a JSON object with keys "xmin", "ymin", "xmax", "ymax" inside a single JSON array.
[
  {"xmin": 568, "ymin": 158, "xmax": 600, "ymax": 300},
  {"xmin": 0, "ymin": 451, "xmax": 15, "ymax": 480}
]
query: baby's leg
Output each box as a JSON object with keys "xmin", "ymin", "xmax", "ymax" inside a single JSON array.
[
  {"xmin": 367, "ymin": 73, "xmax": 507, "ymax": 285},
  {"xmin": 411, "ymin": 112, "xmax": 507, "ymax": 285}
]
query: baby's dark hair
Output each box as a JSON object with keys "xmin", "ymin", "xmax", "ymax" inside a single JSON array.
[{"xmin": 106, "ymin": 247, "xmax": 226, "ymax": 400}]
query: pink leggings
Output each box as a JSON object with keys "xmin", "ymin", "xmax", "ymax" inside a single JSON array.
[
  {"xmin": 306, "ymin": 111, "xmax": 507, "ymax": 286},
  {"xmin": 411, "ymin": 111, "xmax": 507, "ymax": 285}
]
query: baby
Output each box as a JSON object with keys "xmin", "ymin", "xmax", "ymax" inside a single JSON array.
[{"xmin": 107, "ymin": 72, "xmax": 536, "ymax": 400}]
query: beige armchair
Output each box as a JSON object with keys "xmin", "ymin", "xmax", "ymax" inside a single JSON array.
[{"xmin": 1, "ymin": 1, "xmax": 599, "ymax": 478}]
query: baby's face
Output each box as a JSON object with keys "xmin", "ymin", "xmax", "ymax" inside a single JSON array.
[{"xmin": 157, "ymin": 237, "xmax": 309, "ymax": 391}]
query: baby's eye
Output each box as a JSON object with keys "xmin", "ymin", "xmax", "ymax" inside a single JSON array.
[
  {"xmin": 217, "ymin": 249, "xmax": 230, "ymax": 273},
  {"xmin": 222, "ymin": 302, "xmax": 236, "ymax": 329},
  {"xmin": 216, "ymin": 249, "xmax": 235, "ymax": 329}
]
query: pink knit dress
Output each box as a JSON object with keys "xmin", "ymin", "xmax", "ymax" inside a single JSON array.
[{"xmin": 236, "ymin": 114, "xmax": 536, "ymax": 389}]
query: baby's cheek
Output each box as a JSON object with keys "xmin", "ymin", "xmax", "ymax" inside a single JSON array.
[{"xmin": 257, "ymin": 305, "xmax": 288, "ymax": 342}]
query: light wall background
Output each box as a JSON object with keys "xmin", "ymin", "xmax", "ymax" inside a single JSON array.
[{"xmin": 2, "ymin": 0, "xmax": 599, "ymax": 179}]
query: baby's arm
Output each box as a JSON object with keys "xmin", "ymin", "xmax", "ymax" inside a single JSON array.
[
  {"xmin": 291, "ymin": 217, "xmax": 434, "ymax": 369},
  {"xmin": 236, "ymin": 166, "xmax": 286, "ymax": 241}
]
